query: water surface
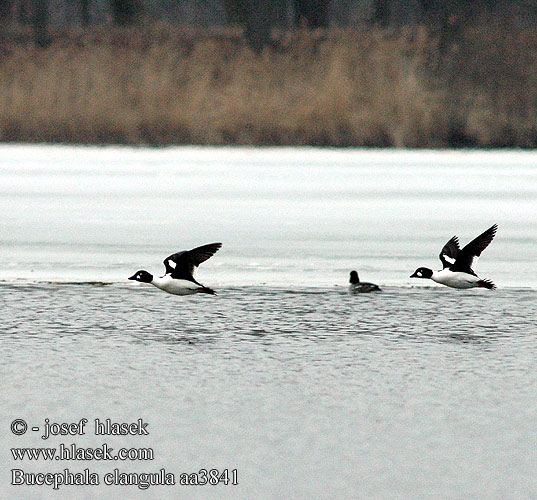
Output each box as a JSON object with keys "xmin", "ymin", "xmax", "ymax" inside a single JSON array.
[
  {"xmin": 1, "ymin": 146, "xmax": 537, "ymax": 499},
  {"xmin": 1, "ymin": 145, "xmax": 536, "ymax": 287}
]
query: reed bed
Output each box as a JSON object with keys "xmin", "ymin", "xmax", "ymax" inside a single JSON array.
[{"xmin": 1, "ymin": 25, "xmax": 536, "ymax": 147}]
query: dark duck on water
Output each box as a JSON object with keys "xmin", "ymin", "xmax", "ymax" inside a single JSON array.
[{"xmin": 349, "ymin": 270, "xmax": 381, "ymax": 293}]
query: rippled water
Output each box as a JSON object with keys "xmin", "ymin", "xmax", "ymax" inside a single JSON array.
[
  {"xmin": 2, "ymin": 284, "xmax": 537, "ymax": 499},
  {"xmin": 2, "ymin": 145, "xmax": 537, "ymax": 499}
]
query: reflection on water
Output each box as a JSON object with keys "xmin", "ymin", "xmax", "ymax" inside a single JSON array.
[{"xmin": 2, "ymin": 284, "xmax": 537, "ymax": 499}]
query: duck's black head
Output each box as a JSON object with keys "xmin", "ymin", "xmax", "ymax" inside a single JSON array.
[
  {"xmin": 410, "ymin": 267, "xmax": 433, "ymax": 279},
  {"xmin": 128, "ymin": 270, "xmax": 153, "ymax": 283},
  {"xmin": 349, "ymin": 270, "xmax": 360, "ymax": 285}
]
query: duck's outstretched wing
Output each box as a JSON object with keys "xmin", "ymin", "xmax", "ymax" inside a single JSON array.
[
  {"xmin": 163, "ymin": 243, "xmax": 222, "ymax": 281},
  {"xmin": 439, "ymin": 235, "xmax": 460, "ymax": 269},
  {"xmin": 451, "ymin": 224, "xmax": 497, "ymax": 274}
]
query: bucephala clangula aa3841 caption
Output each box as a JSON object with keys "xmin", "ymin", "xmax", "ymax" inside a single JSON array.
[
  {"xmin": 349, "ymin": 270, "xmax": 381, "ymax": 293},
  {"xmin": 410, "ymin": 225, "xmax": 497, "ymax": 289},
  {"xmin": 129, "ymin": 243, "xmax": 222, "ymax": 295}
]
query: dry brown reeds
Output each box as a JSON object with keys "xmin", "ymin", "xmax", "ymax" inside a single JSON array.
[{"xmin": 1, "ymin": 24, "xmax": 536, "ymax": 147}]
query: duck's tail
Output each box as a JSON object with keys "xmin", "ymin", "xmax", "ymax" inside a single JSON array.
[
  {"xmin": 477, "ymin": 279, "xmax": 496, "ymax": 290},
  {"xmin": 198, "ymin": 286, "xmax": 216, "ymax": 295}
]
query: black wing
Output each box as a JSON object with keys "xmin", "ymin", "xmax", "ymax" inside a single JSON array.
[
  {"xmin": 439, "ymin": 235, "xmax": 460, "ymax": 269},
  {"xmin": 163, "ymin": 243, "xmax": 222, "ymax": 281},
  {"xmin": 451, "ymin": 224, "xmax": 497, "ymax": 274}
]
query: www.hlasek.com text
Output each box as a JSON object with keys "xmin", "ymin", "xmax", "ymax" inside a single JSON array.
[{"xmin": 12, "ymin": 443, "xmax": 154, "ymax": 461}]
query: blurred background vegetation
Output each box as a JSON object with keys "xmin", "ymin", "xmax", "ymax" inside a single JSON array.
[{"xmin": 1, "ymin": 0, "xmax": 536, "ymax": 147}]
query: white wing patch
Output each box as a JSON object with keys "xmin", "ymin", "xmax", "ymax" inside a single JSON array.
[{"xmin": 444, "ymin": 255, "xmax": 455, "ymax": 264}]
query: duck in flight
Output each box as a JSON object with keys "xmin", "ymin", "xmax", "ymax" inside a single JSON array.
[
  {"xmin": 349, "ymin": 270, "xmax": 381, "ymax": 293},
  {"xmin": 129, "ymin": 243, "xmax": 222, "ymax": 295},
  {"xmin": 410, "ymin": 224, "xmax": 497, "ymax": 289}
]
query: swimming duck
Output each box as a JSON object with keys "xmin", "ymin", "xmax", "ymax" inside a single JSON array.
[
  {"xmin": 349, "ymin": 270, "xmax": 381, "ymax": 293},
  {"xmin": 129, "ymin": 243, "xmax": 222, "ymax": 295},
  {"xmin": 410, "ymin": 225, "xmax": 497, "ymax": 289}
]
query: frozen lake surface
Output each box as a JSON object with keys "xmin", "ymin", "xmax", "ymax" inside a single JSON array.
[
  {"xmin": 1, "ymin": 145, "xmax": 536, "ymax": 287},
  {"xmin": 1, "ymin": 145, "xmax": 537, "ymax": 499}
]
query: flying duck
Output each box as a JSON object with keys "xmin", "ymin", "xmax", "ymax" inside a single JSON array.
[
  {"xmin": 349, "ymin": 270, "xmax": 381, "ymax": 292},
  {"xmin": 410, "ymin": 225, "xmax": 497, "ymax": 289},
  {"xmin": 129, "ymin": 243, "xmax": 222, "ymax": 295}
]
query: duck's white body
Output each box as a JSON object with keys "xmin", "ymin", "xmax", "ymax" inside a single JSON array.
[
  {"xmin": 431, "ymin": 269, "xmax": 481, "ymax": 289},
  {"xmin": 151, "ymin": 276, "xmax": 202, "ymax": 295}
]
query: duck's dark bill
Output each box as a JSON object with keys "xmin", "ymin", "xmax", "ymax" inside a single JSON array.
[{"xmin": 128, "ymin": 274, "xmax": 137, "ymax": 280}]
